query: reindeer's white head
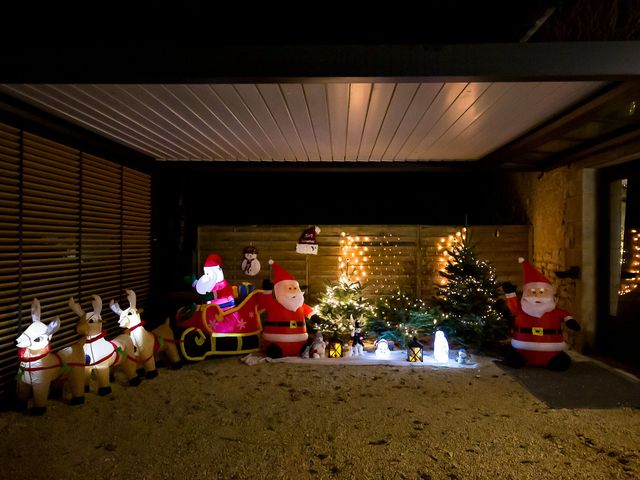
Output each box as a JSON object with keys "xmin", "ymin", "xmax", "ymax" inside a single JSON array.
[
  {"xmin": 69, "ymin": 295, "xmax": 103, "ymax": 337},
  {"xmin": 16, "ymin": 299, "xmax": 60, "ymax": 351},
  {"xmin": 110, "ymin": 289, "xmax": 141, "ymax": 329}
]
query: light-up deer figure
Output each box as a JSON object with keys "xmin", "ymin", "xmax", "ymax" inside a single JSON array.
[
  {"xmin": 69, "ymin": 295, "xmax": 141, "ymax": 396},
  {"xmin": 110, "ymin": 289, "xmax": 182, "ymax": 378},
  {"xmin": 16, "ymin": 298, "xmax": 85, "ymax": 415}
]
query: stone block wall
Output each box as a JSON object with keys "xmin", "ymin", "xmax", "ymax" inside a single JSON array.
[{"xmin": 511, "ymin": 166, "xmax": 584, "ymax": 349}]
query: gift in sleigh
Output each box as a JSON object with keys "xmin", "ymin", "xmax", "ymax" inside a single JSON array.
[{"xmin": 175, "ymin": 288, "xmax": 265, "ymax": 361}]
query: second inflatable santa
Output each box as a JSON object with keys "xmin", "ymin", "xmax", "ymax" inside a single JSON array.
[
  {"xmin": 502, "ymin": 257, "xmax": 581, "ymax": 371},
  {"xmin": 258, "ymin": 260, "xmax": 313, "ymax": 358}
]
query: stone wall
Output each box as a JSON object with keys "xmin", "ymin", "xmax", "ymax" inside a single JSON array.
[{"xmin": 511, "ymin": 166, "xmax": 585, "ymax": 349}]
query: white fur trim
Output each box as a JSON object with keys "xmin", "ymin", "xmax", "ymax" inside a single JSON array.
[
  {"xmin": 505, "ymin": 292, "xmax": 516, "ymax": 298},
  {"xmin": 268, "ymin": 259, "xmax": 274, "ymax": 265},
  {"xmin": 518, "ymin": 257, "xmax": 525, "ymax": 264},
  {"xmin": 263, "ymin": 332, "xmax": 308, "ymax": 343},
  {"xmin": 511, "ymin": 339, "xmax": 566, "ymax": 352}
]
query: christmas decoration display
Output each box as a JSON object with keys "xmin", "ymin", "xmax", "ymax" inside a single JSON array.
[
  {"xmin": 619, "ymin": 228, "xmax": 639, "ymax": 295},
  {"xmin": 309, "ymin": 332, "xmax": 327, "ymax": 359},
  {"xmin": 69, "ymin": 295, "xmax": 140, "ymax": 395},
  {"xmin": 369, "ymin": 292, "xmax": 436, "ymax": 349},
  {"xmin": 502, "ymin": 258, "xmax": 581, "ymax": 370},
  {"xmin": 175, "ymin": 289, "xmax": 264, "ymax": 361},
  {"xmin": 241, "ymin": 245, "xmax": 261, "ymax": 276},
  {"xmin": 374, "ymin": 338, "xmax": 391, "ymax": 359},
  {"xmin": 456, "ymin": 348, "xmax": 472, "ymax": 365},
  {"xmin": 194, "ymin": 253, "xmax": 235, "ymax": 310},
  {"xmin": 313, "ymin": 233, "xmax": 375, "ymax": 336},
  {"xmin": 433, "ymin": 330, "xmax": 450, "ymax": 363},
  {"xmin": 258, "ymin": 260, "xmax": 312, "ymax": 358},
  {"xmin": 368, "ymin": 233, "xmax": 404, "ymax": 294},
  {"xmin": 350, "ymin": 319, "xmax": 365, "ymax": 356},
  {"xmin": 15, "ymin": 299, "xmax": 85, "ymax": 415},
  {"xmin": 327, "ymin": 333, "xmax": 343, "ymax": 358},
  {"xmin": 296, "ymin": 225, "xmax": 321, "ymax": 255},
  {"xmin": 110, "ymin": 290, "xmax": 182, "ymax": 378},
  {"xmin": 407, "ymin": 336, "xmax": 424, "ymax": 362},
  {"xmin": 434, "ymin": 228, "xmax": 510, "ymax": 352}
]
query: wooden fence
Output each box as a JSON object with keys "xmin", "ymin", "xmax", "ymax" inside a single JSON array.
[{"xmin": 198, "ymin": 225, "xmax": 531, "ymax": 304}]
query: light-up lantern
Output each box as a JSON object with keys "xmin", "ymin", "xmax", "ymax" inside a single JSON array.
[
  {"xmin": 328, "ymin": 333, "xmax": 343, "ymax": 358},
  {"xmin": 433, "ymin": 330, "xmax": 449, "ymax": 363},
  {"xmin": 407, "ymin": 336, "xmax": 424, "ymax": 362}
]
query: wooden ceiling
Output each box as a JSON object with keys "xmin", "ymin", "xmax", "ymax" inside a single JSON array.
[{"xmin": 0, "ymin": 81, "xmax": 605, "ymax": 163}]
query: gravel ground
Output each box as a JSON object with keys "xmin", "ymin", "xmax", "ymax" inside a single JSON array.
[{"xmin": 0, "ymin": 355, "xmax": 638, "ymax": 479}]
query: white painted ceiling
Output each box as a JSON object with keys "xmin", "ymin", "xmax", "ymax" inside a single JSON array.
[{"xmin": 0, "ymin": 81, "xmax": 606, "ymax": 162}]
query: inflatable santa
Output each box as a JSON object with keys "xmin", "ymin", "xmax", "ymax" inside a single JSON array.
[
  {"xmin": 502, "ymin": 257, "xmax": 581, "ymax": 371},
  {"xmin": 194, "ymin": 253, "xmax": 235, "ymax": 310},
  {"xmin": 258, "ymin": 260, "xmax": 312, "ymax": 358}
]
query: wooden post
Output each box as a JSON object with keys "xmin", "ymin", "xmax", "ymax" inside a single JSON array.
[{"xmin": 415, "ymin": 225, "xmax": 422, "ymax": 299}]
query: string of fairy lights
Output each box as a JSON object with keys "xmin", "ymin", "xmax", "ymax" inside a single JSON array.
[
  {"xmin": 337, "ymin": 231, "xmax": 405, "ymax": 294},
  {"xmin": 619, "ymin": 228, "xmax": 640, "ymax": 295},
  {"xmin": 436, "ymin": 228, "xmax": 467, "ymax": 286}
]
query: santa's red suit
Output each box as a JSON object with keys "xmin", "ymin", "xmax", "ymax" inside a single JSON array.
[
  {"xmin": 506, "ymin": 294, "xmax": 571, "ymax": 366},
  {"xmin": 257, "ymin": 261, "xmax": 311, "ymax": 357},
  {"xmin": 505, "ymin": 258, "xmax": 576, "ymax": 367}
]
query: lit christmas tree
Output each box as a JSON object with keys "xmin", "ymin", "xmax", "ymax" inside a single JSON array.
[
  {"xmin": 368, "ymin": 292, "xmax": 436, "ymax": 348},
  {"xmin": 434, "ymin": 228, "xmax": 510, "ymax": 352},
  {"xmin": 313, "ymin": 233, "xmax": 375, "ymax": 336}
]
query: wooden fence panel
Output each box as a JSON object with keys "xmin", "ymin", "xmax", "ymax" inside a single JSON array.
[{"xmin": 198, "ymin": 224, "xmax": 531, "ymax": 305}]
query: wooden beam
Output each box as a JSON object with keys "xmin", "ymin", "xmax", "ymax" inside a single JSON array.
[{"xmin": 5, "ymin": 43, "xmax": 640, "ymax": 83}]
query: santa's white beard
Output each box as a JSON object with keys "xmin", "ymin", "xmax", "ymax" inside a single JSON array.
[
  {"xmin": 521, "ymin": 296, "xmax": 556, "ymax": 318},
  {"xmin": 277, "ymin": 292, "xmax": 304, "ymax": 312},
  {"xmin": 196, "ymin": 275, "xmax": 221, "ymax": 294}
]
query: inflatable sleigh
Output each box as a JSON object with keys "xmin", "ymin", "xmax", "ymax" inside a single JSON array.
[{"xmin": 175, "ymin": 289, "xmax": 266, "ymax": 361}]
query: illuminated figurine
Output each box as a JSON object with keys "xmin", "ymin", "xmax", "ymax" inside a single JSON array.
[
  {"xmin": 502, "ymin": 258, "xmax": 581, "ymax": 371},
  {"xmin": 258, "ymin": 260, "xmax": 312, "ymax": 358},
  {"xmin": 374, "ymin": 338, "xmax": 390, "ymax": 359},
  {"xmin": 15, "ymin": 299, "xmax": 85, "ymax": 415},
  {"xmin": 351, "ymin": 319, "xmax": 365, "ymax": 356},
  {"xmin": 194, "ymin": 253, "xmax": 235, "ymax": 310},
  {"xmin": 310, "ymin": 332, "xmax": 327, "ymax": 359}
]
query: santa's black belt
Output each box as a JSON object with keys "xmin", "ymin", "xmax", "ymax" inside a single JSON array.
[
  {"xmin": 515, "ymin": 327, "xmax": 562, "ymax": 335},
  {"xmin": 264, "ymin": 321, "xmax": 305, "ymax": 328}
]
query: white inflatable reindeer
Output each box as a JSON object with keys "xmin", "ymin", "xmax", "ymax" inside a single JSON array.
[
  {"xmin": 16, "ymin": 298, "xmax": 85, "ymax": 415},
  {"xmin": 110, "ymin": 289, "xmax": 182, "ymax": 378},
  {"xmin": 69, "ymin": 295, "xmax": 141, "ymax": 395}
]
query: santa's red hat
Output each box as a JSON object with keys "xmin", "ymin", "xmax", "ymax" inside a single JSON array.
[
  {"xmin": 204, "ymin": 253, "xmax": 223, "ymax": 267},
  {"xmin": 518, "ymin": 257, "xmax": 550, "ymax": 285},
  {"xmin": 268, "ymin": 259, "xmax": 295, "ymax": 284}
]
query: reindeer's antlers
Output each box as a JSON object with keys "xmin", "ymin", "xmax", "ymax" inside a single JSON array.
[
  {"xmin": 31, "ymin": 298, "xmax": 41, "ymax": 323},
  {"xmin": 126, "ymin": 289, "xmax": 137, "ymax": 309},
  {"xmin": 110, "ymin": 299, "xmax": 123, "ymax": 316},
  {"xmin": 91, "ymin": 295, "xmax": 102, "ymax": 316},
  {"xmin": 68, "ymin": 297, "xmax": 85, "ymax": 318}
]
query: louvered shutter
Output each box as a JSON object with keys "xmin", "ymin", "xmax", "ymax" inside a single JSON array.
[
  {"xmin": 80, "ymin": 154, "xmax": 123, "ymax": 336},
  {"xmin": 0, "ymin": 123, "xmax": 21, "ymax": 397},
  {"xmin": 21, "ymin": 133, "xmax": 81, "ymax": 350}
]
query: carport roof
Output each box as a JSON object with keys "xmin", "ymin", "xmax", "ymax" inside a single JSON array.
[{"xmin": 2, "ymin": 43, "xmax": 640, "ymax": 171}]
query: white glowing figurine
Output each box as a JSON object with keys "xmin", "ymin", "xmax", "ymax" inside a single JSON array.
[
  {"xmin": 433, "ymin": 331, "xmax": 450, "ymax": 363},
  {"xmin": 69, "ymin": 295, "xmax": 141, "ymax": 395},
  {"xmin": 16, "ymin": 298, "xmax": 86, "ymax": 415},
  {"xmin": 241, "ymin": 246, "xmax": 261, "ymax": 276},
  {"xmin": 110, "ymin": 289, "xmax": 182, "ymax": 378},
  {"xmin": 375, "ymin": 338, "xmax": 391, "ymax": 359},
  {"xmin": 310, "ymin": 332, "xmax": 327, "ymax": 359}
]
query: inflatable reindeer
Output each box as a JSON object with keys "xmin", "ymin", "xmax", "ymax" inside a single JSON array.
[
  {"xmin": 69, "ymin": 295, "xmax": 141, "ymax": 395},
  {"xmin": 16, "ymin": 299, "xmax": 86, "ymax": 415},
  {"xmin": 110, "ymin": 289, "xmax": 182, "ymax": 378}
]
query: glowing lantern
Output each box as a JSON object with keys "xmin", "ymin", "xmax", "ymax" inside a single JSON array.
[
  {"xmin": 433, "ymin": 331, "xmax": 449, "ymax": 363},
  {"xmin": 407, "ymin": 336, "xmax": 424, "ymax": 362},
  {"xmin": 328, "ymin": 333, "xmax": 343, "ymax": 358}
]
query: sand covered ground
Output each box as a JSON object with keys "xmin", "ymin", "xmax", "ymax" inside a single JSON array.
[{"xmin": 0, "ymin": 354, "xmax": 639, "ymax": 480}]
